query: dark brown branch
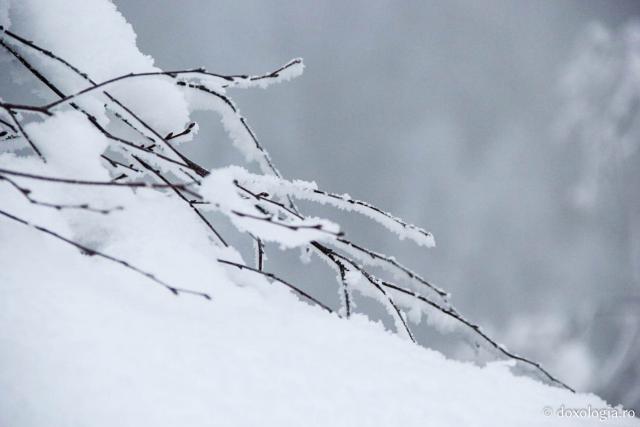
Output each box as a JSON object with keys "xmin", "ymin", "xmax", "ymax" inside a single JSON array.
[
  {"xmin": 314, "ymin": 243, "xmax": 413, "ymax": 341},
  {"xmin": 133, "ymin": 155, "xmax": 228, "ymax": 247},
  {"xmin": 1, "ymin": 25, "xmax": 299, "ymax": 88},
  {"xmin": 176, "ymin": 81, "xmax": 283, "ymax": 178},
  {"xmin": 0, "ymin": 134, "xmax": 19, "ymax": 142},
  {"xmin": 0, "ymin": 167, "xmax": 197, "ymax": 192},
  {"xmin": 107, "ymin": 96, "xmax": 208, "ymax": 177},
  {"xmin": 180, "ymin": 168, "xmax": 202, "ymax": 185},
  {"xmin": 0, "ymin": 116, "xmax": 17, "ymax": 133},
  {"xmin": 231, "ymin": 209, "xmax": 342, "ymax": 237},
  {"xmin": 334, "ymin": 257, "xmax": 352, "ymax": 318},
  {"xmin": 101, "ymin": 154, "xmax": 142, "ymax": 173},
  {"xmin": 0, "ymin": 209, "xmax": 211, "ymax": 300},
  {"xmin": 1, "ymin": 31, "xmax": 207, "ymax": 181},
  {"xmin": 217, "ymin": 258, "xmax": 333, "ymax": 313},
  {"xmin": 236, "ymin": 180, "xmax": 447, "ymax": 299},
  {"xmin": 308, "ymin": 187, "xmax": 434, "ymax": 245},
  {"xmin": 322, "ymin": 247, "xmax": 575, "ymax": 390},
  {"xmin": 166, "ymin": 122, "xmax": 196, "ymax": 140},
  {"xmin": 0, "ymin": 107, "xmax": 45, "ymax": 161},
  {"xmin": 1, "ymin": 26, "xmax": 92, "ymax": 82},
  {"xmin": 84, "ymin": 113, "xmax": 199, "ymax": 174},
  {"xmin": 377, "ymin": 279, "xmax": 575, "ymax": 392},
  {"xmin": 107, "ymin": 107, "xmax": 155, "ymax": 143},
  {"xmin": 256, "ymin": 238, "xmax": 264, "ymax": 271},
  {"xmin": 247, "ymin": 58, "xmax": 302, "ymax": 83},
  {"xmin": 0, "ymin": 38, "xmax": 65, "ymax": 98},
  {"xmin": 334, "ymin": 238, "xmax": 449, "ymax": 298},
  {"xmin": 1, "ymin": 175, "xmax": 123, "ymax": 214},
  {"xmin": 232, "ymin": 180, "xmax": 343, "ymax": 237}
]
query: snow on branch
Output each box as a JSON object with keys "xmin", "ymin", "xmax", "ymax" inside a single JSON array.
[
  {"xmin": 0, "ymin": 25, "xmax": 574, "ymax": 394},
  {"xmin": 202, "ymin": 166, "xmax": 435, "ymax": 248}
]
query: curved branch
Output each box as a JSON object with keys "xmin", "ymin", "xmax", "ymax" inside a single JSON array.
[
  {"xmin": 1, "ymin": 175, "xmax": 123, "ymax": 214},
  {"xmin": 217, "ymin": 258, "xmax": 334, "ymax": 313},
  {"xmin": 0, "ymin": 209, "xmax": 211, "ymax": 300},
  {"xmin": 379, "ymin": 279, "xmax": 575, "ymax": 392}
]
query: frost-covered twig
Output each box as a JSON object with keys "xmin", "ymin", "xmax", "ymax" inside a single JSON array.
[
  {"xmin": 315, "ymin": 245, "xmax": 415, "ymax": 342},
  {"xmin": 221, "ymin": 168, "xmax": 435, "ymax": 247},
  {"xmin": 1, "ymin": 24, "xmax": 302, "ymax": 90},
  {"xmin": 333, "ymin": 238, "xmax": 449, "ymax": 298},
  {"xmin": 322, "ymin": 247, "xmax": 574, "ymax": 391},
  {"xmin": 230, "ymin": 209, "xmax": 342, "ymax": 237},
  {"xmin": 106, "ymin": 96, "xmax": 206, "ymax": 175},
  {"xmin": 237, "ymin": 180, "xmax": 447, "ymax": 298},
  {"xmin": 84, "ymin": 114, "xmax": 199, "ymax": 173},
  {"xmin": 101, "ymin": 154, "xmax": 142, "ymax": 174},
  {"xmin": 176, "ymin": 81, "xmax": 283, "ymax": 176}
]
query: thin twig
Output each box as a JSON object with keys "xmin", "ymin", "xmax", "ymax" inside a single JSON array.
[
  {"xmin": 0, "ymin": 167, "xmax": 197, "ymax": 193},
  {"xmin": 378, "ymin": 279, "xmax": 575, "ymax": 392},
  {"xmin": 217, "ymin": 258, "xmax": 333, "ymax": 313},
  {"xmin": 0, "ymin": 175, "xmax": 123, "ymax": 214},
  {"xmin": 0, "ymin": 107, "xmax": 45, "ymax": 161},
  {"xmin": 133, "ymin": 155, "xmax": 228, "ymax": 247},
  {"xmin": 0, "ymin": 209, "xmax": 211, "ymax": 300}
]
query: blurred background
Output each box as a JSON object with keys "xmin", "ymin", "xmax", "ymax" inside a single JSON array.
[{"xmin": 114, "ymin": 0, "xmax": 640, "ymax": 410}]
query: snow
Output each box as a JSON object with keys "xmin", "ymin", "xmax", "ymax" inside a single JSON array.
[
  {"xmin": 200, "ymin": 167, "xmax": 341, "ymax": 248},
  {"xmin": 1, "ymin": 1, "xmax": 638, "ymax": 426},
  {"xmin": 205, "ymin": 166, "xmax": 436, "ymax": 248},
  {"xmin": 26, "ymin": 111, "xmax": 108, "ymax": 176},
  {"xmin": 182, "ymin": 85, "xmax": 280, "ymax": 174},
  {"xmin": 2, "ymin": 0, "xmax": 191, "ymax": 136},
  {"xmin": 232, "ymin": 58, "xmax": 306, "ymax": 90},
  {"xmin": 1, "ymin": 216, "xmax": 637, "ymax": 427}
]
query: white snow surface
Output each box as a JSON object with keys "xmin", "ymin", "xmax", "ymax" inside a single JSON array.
[
  {"xmin": 1, "ymin": 1, "xmax": 638, "ymax": 426},
  {"xmin": 0, "ymin": 211, "xmax": 636, "ymax": 427}
]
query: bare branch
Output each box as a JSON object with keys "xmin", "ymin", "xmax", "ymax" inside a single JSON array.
[
  {"xmin": 0, "ymin": 209, "xmax": 211, "ymax": 300},
  {"xmin": 0, "ymin": 175, "xmax": 123, "ymax": 214},
  {"xmin": 0, "ymin": 107, "xmax": 45, "ymax": 161},
  {"xmin": 217, "ymin": 258, "xmax": 334, "ymax": 314},
  {"xmin": 334, "ymin": 238, "xmax": 449, "ymax": 298},
  {"xmin": 314, "ymin": 243, "xmax": 414, "ymax": 341},
  {"xmin": 133, "ymin": 155, "xmax": 228, "ymax": 247},
  {"xmin": 0, "ymin": 167, "xmax": 198, "ymax": 193},
  {"xmin": 377, "ymin": 279, "xmax": 575, "ymax": 392}
]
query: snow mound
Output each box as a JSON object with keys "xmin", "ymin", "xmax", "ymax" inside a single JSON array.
[{"xmin": 0, "ymin": 218, "xmax": 636, "ymax": 426}]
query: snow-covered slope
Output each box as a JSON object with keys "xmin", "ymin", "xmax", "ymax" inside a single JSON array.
[
  {"xmin": 0, "ymin": 209, "xmax": 636, "ymax": 427},
  {"xmin": 0, "ymin": 1, "xmax": 637, "ymax": 426}
]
